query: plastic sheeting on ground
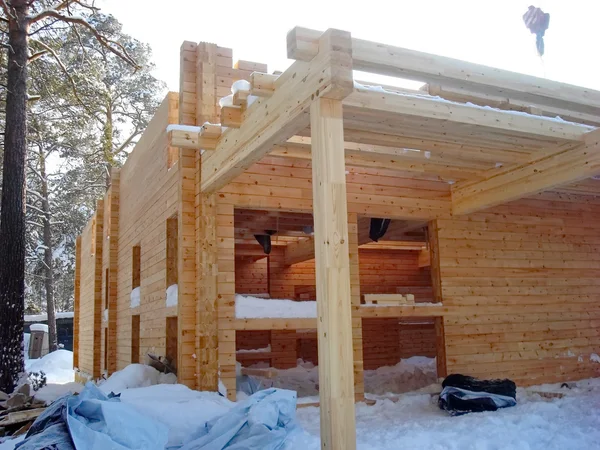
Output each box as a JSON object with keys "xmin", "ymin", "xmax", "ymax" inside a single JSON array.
[
  {"xmin": 178, "ymin": 388, "xmax": 297, "ymax": 450},
  {"xmin": 16, "ymin": 382, "xmax": 169, "ymax": 450}
]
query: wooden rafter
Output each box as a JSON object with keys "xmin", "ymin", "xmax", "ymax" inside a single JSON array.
[{"xmin": 452, "ymin": 129, "xmax": 600, "ymax": 215}]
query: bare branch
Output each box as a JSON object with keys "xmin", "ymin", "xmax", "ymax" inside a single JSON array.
[
  {"xmin": 26, "ymin": 220, "xmax": 45, "ymax": 229},
  {"xmin": 26, "ymin": 203, "xmax": 48, "ymax": 216},
  {"xmin": 29, "ymin": 10, "xmax": 138, "ymax": 68},
  {"xmin": 28, "ymin": 50, "xmax": 47, "ymax": 62}
]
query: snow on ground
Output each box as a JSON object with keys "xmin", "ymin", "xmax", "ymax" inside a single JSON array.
[
  {"xmin": 119, "ymin": 384, "xmax": 233, "ymax": 448},
  {"xmin": 24, "ymin": 311, "xmax": 74, "ymax": 322},
  {"xmin": 363, "ymin": 356, "xmax": 438, "ymax": 395},
  {"xmin": 98, "ymin": 363, "xmax": 177, "ymax": 394},
  {"xmin": 245, "ymin": 357, "xmax": 437, "ymax": 397},
  {"xmin": 287, "ymin": 377, "xmax": 600, "ymax": 450},
  {"xmin": 236, "ymin": 294, "xmax": 316, "ymax": 318},
  {"xmin": 25, "ymin": 349, "xmax": 74, "ymax": 385}
]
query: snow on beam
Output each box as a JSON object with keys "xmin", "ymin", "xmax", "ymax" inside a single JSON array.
[
  {"xmin": 452, "ymin": 128, "xmax": 600, "ymax": 215},
  {"xmin": 287, "ymin": 26, "xmax": 600, "ymax": 114},
  {"xmin": 200, "ymin": 29, "xmax": 354, "ymax": 194},
  {"xmin": 344, "ymin": 87, "xmax": 594, "ymax": 142}
]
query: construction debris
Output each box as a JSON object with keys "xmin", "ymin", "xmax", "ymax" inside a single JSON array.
[{"xmin": 0, "ymin": 383, "xmax": 47, "ymax": 439}]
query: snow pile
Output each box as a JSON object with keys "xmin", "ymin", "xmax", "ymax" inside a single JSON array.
[
  {"xmin": 25, "ymin": 349, "xmax": 74, "ymax": 385},
  {"xmin": 34, "ymin": 382, "xmax": 82, "ymax": 405},
  {"xmin": 25, "ymin": 311, "xmax": 74, "ymax": 322},
  {"xmin": 120, "ymin": 384, "xmax": 233, "ymax": 448},
  {"xmin": 103, "ymin": 308, "xmax": 108, "ymax": 322},
  {"xmin": 166, "ymin": 124, "xmax": 201, "ymax": 133},
  {"xmin": 29, "ymin": 323, "xmax": 49, "ymax": 333},
  {"xmin": 364, "ymin": 357, "xmax": 438, "ymax": 395},
  {"xmin": 231, "ymin": 79, "xmax": 250, "ymax": 94},
  {"xmin": 591, "ymin": 353, "xmax": 600, "ymax": 363},
  {"xmin": 237, "ymin": 344, "xmax": 271, "ymax": 353},
  {"xmin": 166, "ymin": 283, "xmax": 178, "ymax": 307},
  {"xmin": 219, "ymin": 94, "xmax": 234, "ymax": 108},
  {"xmin": 130, "ymin": 287, "xmax": 140, "ymax": 308},
  {"xmin": 289, "ymin": 377, "xmax": 600, "ymax": 450},
  {"xmin": 236, "ymin": 294, "xmax": 316, "ymax": 318},
  {"xmin": 247, "ymin": 357, "xmax": 437, "ymax": 398},
  {"xmin": 98, "ymin": 364, "xmax": 177, "ymax": 395}
]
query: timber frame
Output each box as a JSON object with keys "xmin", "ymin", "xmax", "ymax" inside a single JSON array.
[{"xmin": 75, "ymin": 27, "xmax": 600, "ymax": 450}]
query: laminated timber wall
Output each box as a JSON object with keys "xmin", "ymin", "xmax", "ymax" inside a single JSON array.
[
  {"xmin": 114, "ymin": 93, "xmax": 180, "ymax": 371},
  {"xmin": 234, "ymin": 241, "xmax": 437, "ymax": 370},
  {"xmin": 235, "ymin": 247, "xmax": 432, "ymax": 300},
  {"xmin": 76, "ymin": 201, "xmax": 103, "ymax": 379},
  {"xmin": 438, "ymin": 193, "xmax": 600, "ymax": 385},
  {"xmin": 100, "ymin": 171, "xmax": 120, "ymax": 376}
]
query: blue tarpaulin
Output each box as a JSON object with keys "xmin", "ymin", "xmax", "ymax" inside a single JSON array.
[
  {"xmin": 15, "ymin": 383, "xmax": 297, "ymax": 450},
  {"xmin": 178, "ymin": 388, "xmax": 297, "ymax": 450},
  {"xmin": 16, "ymin": 383, "xmax": 169, "ymax": 450}
]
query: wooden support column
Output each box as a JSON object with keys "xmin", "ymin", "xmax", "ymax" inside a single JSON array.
[
  {"xmin": 73, "ymin": 236, "xmax": 81, "ymax": 369},
  {"xmin": 195, "ymin": 42, "xmax": 223, "ymax": 391},
  {"xmin": 311, "ymin": 96, "xmax": 356, "ymax": 449},
  {"xmin": 217, "ymin": 203, "xmax": 237, "ymax": 400},
  {"xmin": 177, "ymin": 146, "xmax": 197, "ymax": 389},
  {"xmin": 428, "ymin": 220, "xmax": 447, "ymax": 377},
  {"xmin": 348, "ymin": 213, "xmax": 364, "ymax": 401}
]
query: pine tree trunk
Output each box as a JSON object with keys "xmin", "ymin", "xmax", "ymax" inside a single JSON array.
[
  {"xmin": 40, "ymin": 152, "xmax": 58, "ymax": 352},
  {"xmin": 0, "ymin": 1, "xmax": 30, "ymax": 393},
  {"xmin": 103, "ymin": 104, "xmax": 114, "ymax": 189}
]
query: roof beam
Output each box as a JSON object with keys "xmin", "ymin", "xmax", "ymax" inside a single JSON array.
[
  {"xmin": 288, "ymin": 26, "xmax": 600, "ymax": 114},
  {"xmin": 452, "ymin": 129, "xmax": 600, "ymax": 215},
  {"xmin": 284, "ymin": 237, "xmax": 316, "ymax": 265},
  {"xmin": 344, "ymin": 88, "xmax": 593, "ymax": 141},
  {"xmin": 200, "ymin": 29, "xmax": 354, "ymax": 193}
]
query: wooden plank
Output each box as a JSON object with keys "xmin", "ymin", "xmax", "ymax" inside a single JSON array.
[
  {"xmin": 452, "ymin": 129, "xmax": 600, "ymax": 215},
  {"xmin": 200, "ymin": 29, "xmax": 354, "ymax": 193},
  {"xmin": 311, "ymin": 95, "xmax": 356, "ymax": 450},
  {"xmin": 168, "ymin": 129, "xmax": 218, "ymax": 150},
  {"xmin": 360, "ymin": 305, "xmax": 445, "ymax": 318},
  {"xmin": 287, "ymin": 26, "xmax": 600, "ymax": 114}
]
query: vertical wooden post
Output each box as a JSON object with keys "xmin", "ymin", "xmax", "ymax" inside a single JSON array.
[
  {"xmin": 178, "ymin": 41, "xmax": 199, "ymax": 389},
  {"xmin": 73, "ymin": 236, "xmax": 81, "ymax": 369},
  {"xmin": 348, "ymin": 213, "xmax": 365, "ymax": 401},
  {"xmin": 311, "ymin": 97, "xmax": 356, "ymax": 450},
  {"xmin": 216, "ymin": 203, "xmax": 236, "ymax": 399},
  {"xmin": 195, "ymin": 42, "xmax": 222, "ymax": 391},
  {"xmin": 428, "ymin": 220, "xmax": 447, "ymax": 377}
]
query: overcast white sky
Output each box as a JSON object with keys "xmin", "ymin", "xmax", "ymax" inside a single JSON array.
[{"xmin": 97, "ymin": 0, "xmax": 599, "ymax": 93}]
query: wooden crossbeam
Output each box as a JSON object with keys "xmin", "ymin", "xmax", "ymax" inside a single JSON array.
[
  {"xmin": 452, "ymin": 129, "xmax": 600, "ymax": 215},
  {"xmin": 250, "ymin": 72, "xmax": 278, "ymax": 97},
  {"xmin": 168, "ymin": 128, "xmax": 218, "ymax": 150},
  {"xmin": 200, "ymin": 29, "xmax": 355, "ymax": 193},
  {"xmin": 221, "ymin": 106, "xmax": 242, "ymax": 127},
  {"xmin": 287, "ymin": 26, "xmax": 600, "ymax": 114},
  {"xmin": 284, "ymin": 237, "xmax": 315, "ymax": 265},
  {"xmin": 345, "ymin": 88, "xmax": 593, "ymax": 141}
]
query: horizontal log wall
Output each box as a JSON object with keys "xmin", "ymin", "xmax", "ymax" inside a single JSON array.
[
  {"xmin": 439, "ymin": 194, "xmax": 600, "ymax": 385},
  {"xmin": 235, "ymin": 245, "xmax": 437, "ymax": 369},
  {"xmin": 115, "ymin": 93, "xmax": 180, "ymax": 371},
  {"xmin": 76, "ymin": 202, "xmax": 103, "ymax": 378}
]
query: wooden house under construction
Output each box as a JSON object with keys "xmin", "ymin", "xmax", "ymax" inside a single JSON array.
[{"xmin": 74, "ymin": 27, "xmax": 600, "ymax": 448}]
